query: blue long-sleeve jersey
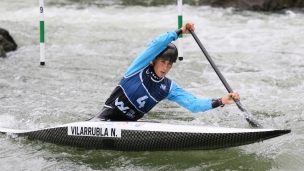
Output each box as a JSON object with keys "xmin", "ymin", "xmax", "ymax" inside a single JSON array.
[{"xmin": 103, "ymin": 31, "xmax": 213, "ymax": 121}]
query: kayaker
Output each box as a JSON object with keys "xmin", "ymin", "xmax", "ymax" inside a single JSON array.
[{"xmin": 90, "ymin": 22, "xmax": 240, "ymax": 121}]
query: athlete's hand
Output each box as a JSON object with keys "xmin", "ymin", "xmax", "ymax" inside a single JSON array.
[
  {"xmin": 222, "ymin": 92, "xmax": 240, "ymax": 105},
  {"xmin": 181, "ymin": 22, "xmax": 195, "ymax": 34}
]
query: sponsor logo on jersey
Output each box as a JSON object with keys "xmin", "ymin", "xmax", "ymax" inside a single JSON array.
[
  {"xmin": 160, "ymin": 84, "xmax": 166, "ymax": 90},
  {"xmin": 126, "ymin": 109, "xmax": 136, "ymax": 118},
  {"xmin": 115, "ymin": 97, "xmax": 129, "ymax": 113}
]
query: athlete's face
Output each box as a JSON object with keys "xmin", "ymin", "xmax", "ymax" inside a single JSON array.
[{"xmin": 153, "ymin": 57, "xmax": 173, "ymax": 78}]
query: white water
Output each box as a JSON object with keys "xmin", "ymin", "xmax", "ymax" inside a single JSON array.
[{"xmin": 0, "ymin": 0, "xmax": 303, "ymax": 170}]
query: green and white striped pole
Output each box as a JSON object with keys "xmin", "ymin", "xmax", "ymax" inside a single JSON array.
[
  {"xmin": 39, "ymin": 0, "xmax": 45, "ymax": 66},
  {"xmin": 177, "ymin": 0, "xmax": 183, "ymax": 61}
]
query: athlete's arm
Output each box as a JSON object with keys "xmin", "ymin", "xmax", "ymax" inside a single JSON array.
[
  {"xmin": 165, "ymin": 82, "xmax": 213, "ymax": 113},
  {"xmin": 124, "ymin": 31, "xmax": 178, "ymax": 77}
]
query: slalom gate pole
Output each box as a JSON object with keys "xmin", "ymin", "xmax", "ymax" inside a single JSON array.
[
  {"xmin": 39, "ymin": 0, "xmax": 45, "ymax": 66},
  {"xmin": 177, "ymin": 0, "xmax": 183, "ymax": 61}
]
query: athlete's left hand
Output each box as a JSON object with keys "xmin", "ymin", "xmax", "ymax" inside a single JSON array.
[
  {"xmin": 181, "ymin": 22, "xmax": 195, "ymax": 34},
  {"xmin": 222, "ymin": 92, "xmax": 240, "ymax": 105}
]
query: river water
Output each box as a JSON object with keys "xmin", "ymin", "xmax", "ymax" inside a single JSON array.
[{"xmin": 0, "ymin": 0, "xmax": 303, "ymax": 170}]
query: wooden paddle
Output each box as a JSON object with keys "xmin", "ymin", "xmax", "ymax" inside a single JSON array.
[{"xmin": 189, "ymin": 30, "xmax": 262, "ymax": 128}]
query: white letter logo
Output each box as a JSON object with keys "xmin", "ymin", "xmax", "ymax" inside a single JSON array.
[
  {"xmin": 115, "ymin": 98, "xmax": 129, "ymax": 113},
  {"xmin": 137, "ymin": 95, "xmax": 148, "ymax": 108}
]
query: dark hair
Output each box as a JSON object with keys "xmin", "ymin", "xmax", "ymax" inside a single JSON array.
[{"xmin": 156, "ymin": 43, "xmax": 178, "ymax": 63}]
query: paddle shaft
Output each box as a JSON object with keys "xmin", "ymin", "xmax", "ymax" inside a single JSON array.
[{"xmin": 189, "ymin": 30, "xmax": 261, "ymax": 128}]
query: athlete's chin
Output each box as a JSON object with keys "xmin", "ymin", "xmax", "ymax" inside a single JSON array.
[
  {"xmin": 155, "ymin": 72, "xmax": 166, "ymax": 78},
  {"xmin": 159, "ymin": 73, "xmax": 166, "ymax": 78}
]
